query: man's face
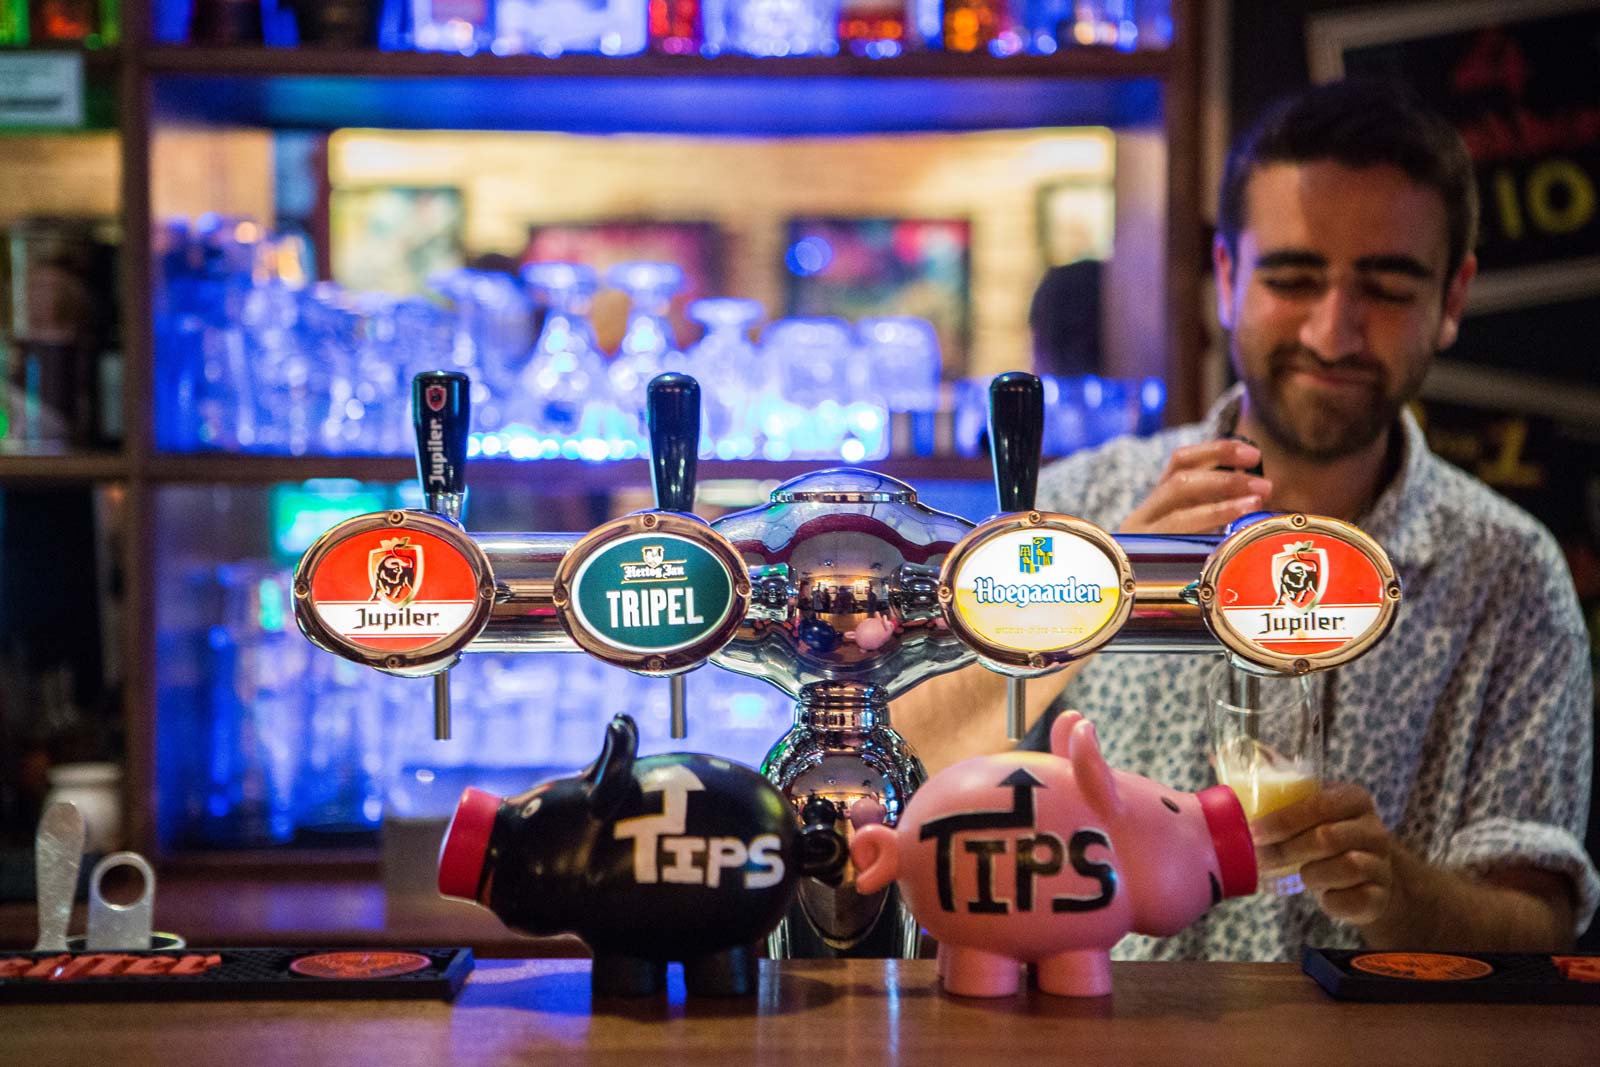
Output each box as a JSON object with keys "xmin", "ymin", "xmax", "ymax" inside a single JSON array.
[{"xmin": 1215, "ymin": 161, "xmax": 1475, "ymax": 460}]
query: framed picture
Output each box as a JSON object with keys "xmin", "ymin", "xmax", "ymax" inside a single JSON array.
[
  {"xmin": 782, "ymin": 217, "xmax": 971, "ymax": 378},
  {"xmin": 328, "ymin": 186, "xmax": 466, "ymax": 295},
  {"xmin": 1035, "ymin": 180, "xmax": 1116, "ymax": 268},
  {"xmin": 520, "ymin": 220, "xmax": 725, "ymax": 354},
  {"xmin": 1307, "ymin": 0, "xmax": 1600, "ymax": 317}
]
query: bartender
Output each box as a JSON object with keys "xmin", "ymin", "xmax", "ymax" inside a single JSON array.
[{"xmin": 895, "ymin": 78, "xmax": 1599, "ymax": 961}]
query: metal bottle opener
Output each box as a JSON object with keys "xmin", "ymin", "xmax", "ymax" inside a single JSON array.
[
  {"xmin": 33, "ymin": 801, "xmax": 86, "ymax": 952},
  {"xmin": 85, "ymin": 851, "xmax": 157, "ymax": 951}
]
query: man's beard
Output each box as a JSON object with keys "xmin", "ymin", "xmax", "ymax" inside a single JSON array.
[{"xmin": 1236, "ymin": 343, "xmax": 1424, "ymax": 461}]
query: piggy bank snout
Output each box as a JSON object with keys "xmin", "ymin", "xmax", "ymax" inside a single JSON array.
[
  {"xmin": 438, "ymin": 786, "xmax": 504, "ymax": 902},
  {"xmin": 1196, "ymin": 785, "xmax": 1258, "ymax": 899}
]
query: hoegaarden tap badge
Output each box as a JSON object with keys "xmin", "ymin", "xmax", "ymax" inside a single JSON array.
[{"xmin": 951, "ymin": 526, "xmax": 1123, "ymax": 654}]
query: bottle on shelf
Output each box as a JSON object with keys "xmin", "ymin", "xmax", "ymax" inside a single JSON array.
[
  {"xmin": 647, "ymin": 0, "xmax": 700, "ymax": 54},
  {"xmin": 837, "ymin": 0, "xmax": 905, "ymax": 57},
  {"xmin": 0, "ymin": 1, "xmax": 28, "ymax": 45},
  {"xmin": 28, "ymin": 0, "xmax": 118, "ymax": 46},
  {"xmin": 189, "ymin": 0, "xmax": 265, "ymax": 44}
]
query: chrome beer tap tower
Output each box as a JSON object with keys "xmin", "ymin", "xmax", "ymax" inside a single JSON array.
[{"xmin": 294, "ymin": 370, "xmax": 1403, "ymax": 959}]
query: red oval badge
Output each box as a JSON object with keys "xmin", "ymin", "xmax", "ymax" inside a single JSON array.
[
  {"xmin": 306, "ymin": 522, "xmax": 482, "ymax": 654},
  {"xmin": 1204, "ymin": 515, "xmax": 1399, "ymax": 671},
  {"xmin": 289, "ymin": 951, "xmax": 433, "ymax": 980}
]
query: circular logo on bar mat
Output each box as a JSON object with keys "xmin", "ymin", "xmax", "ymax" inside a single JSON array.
[
  {"xmin": 1349, "ymin": 953, "xmax": 1493, "ymax": 981},
  {"xmin": 290, "ymin": 951, "xmax": 433, "ymax": 980},
  {"xmin": 941, "ymin": 514, "xmax": 1132, "ymax": 669},
  {"xmin": 1202, "ymin": 514, "xmax": 1399, "ymax": 672},
  {"xmin": 296, "ymin": 511, "xmax": 494, "ymax": 675}
]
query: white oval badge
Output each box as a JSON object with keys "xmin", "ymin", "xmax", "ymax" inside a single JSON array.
[{"xmin": 942, "ymin": 515, "xmax": 1132, "ymax": 666}]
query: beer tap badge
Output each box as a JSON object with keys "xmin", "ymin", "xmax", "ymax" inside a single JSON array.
[
  {"xmin": 307, "ymin": 529, "xmax": 481, "ymax": 653},
  {"xmin": 949, "ymin": 525, "xmax": 1124, "ymax": 655},
  {"xmin": 568, "ymin": 532, "xmax": 736, "ymax": 656},
  {"xmin": 1211, "ymin": 527, "xmax": 1391, "ymax": 661}
]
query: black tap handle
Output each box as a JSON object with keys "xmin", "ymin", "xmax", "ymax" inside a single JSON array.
[
  {"xmin": 413, "ymin": 370, "xmax": 470, "ymax": 519},
  {"xmin": 989, "ymin": 371, "xmax": 1045, "ymax": 513},
  {"xmin": 648, "ymin": 373, "xmax": 700, "ymax": 514}
]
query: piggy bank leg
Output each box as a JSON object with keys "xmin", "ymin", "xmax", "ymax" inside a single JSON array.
[
  {"xmin": 940, "ymin": 946, "xmax": 1022, "ymax": 998},
  {"xmin": 682, "ymin": 943, "xmax": 760, "ymax": 997},
  {"xmin": 591, "ymin": 953, "xmax": 668, "ymax": 998},
  {"xmin": 1035, "ymin": 949, "xmax": 1112, "ymax": 998}
]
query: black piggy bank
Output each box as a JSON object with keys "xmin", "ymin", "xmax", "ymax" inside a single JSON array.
[{"xmin": 438, "ymin": 713, "xmax": 844, "ymax": 996}]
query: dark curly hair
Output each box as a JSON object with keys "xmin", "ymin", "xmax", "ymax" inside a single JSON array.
[{"xmin": 1217, "ymin": 78, "xmax": 1479, "ymax": 287}]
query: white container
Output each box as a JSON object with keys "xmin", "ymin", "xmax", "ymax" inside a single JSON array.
[{"xmin": 43, "ymin": 762, "xmax": 122, "ymax": 854}]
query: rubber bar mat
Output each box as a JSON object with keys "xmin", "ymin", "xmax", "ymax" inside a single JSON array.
[
  {"xmin": 1304, "ymin": 948, "xmax": 1600, "ymax": 1003},
  {"xmin": 0, "ymin": 947, "xmax": 473, "ymax": 1003}
]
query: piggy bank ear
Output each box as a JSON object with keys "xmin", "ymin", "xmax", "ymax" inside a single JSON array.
[
  {"xmin": 1049, "ymin": 710, "xmax": 1086, "ymax": 758},
  {"xmin": 1068, "ymin": 719, "xmax": 1122, "ymax": 816},
  {"xmin": 586, "ymin": 714, "xmax": 639, "ymax": 818},
  {"xmin": 850, "ymin": 823, "xmax": 900, "ymax": 895}
]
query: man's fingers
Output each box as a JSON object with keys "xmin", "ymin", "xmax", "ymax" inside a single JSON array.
[
  {"xmin": 1125, "ymin": 495, "xmax": 1263, "ymax": 535},
  {"xmin": 1149, "ymin": 469, "xmax": 1273, "ymax": 511},
  {"xmin": 1163, "ymin": 439, "xmax": 1265, "ymax": 477},
  {"xmin": 1250, "ymin": 782, "xmax": 1376, "ymax": 845},
  {"xmin": 1300, "ymin": 849, "xmax": 1387, "ymax": 894},
  {"xmin": 1255, "ymin": 813, "xmax": 1386, "ymax": 870},
  {"xmin": 1316, "ymin": 883, "xmax": 1389, "ymax": 926}
]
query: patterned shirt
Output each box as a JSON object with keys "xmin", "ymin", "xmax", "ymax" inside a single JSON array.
[{"xmin": 1031, "ymin": 385, "xmax": 1599, "ymax": 962}]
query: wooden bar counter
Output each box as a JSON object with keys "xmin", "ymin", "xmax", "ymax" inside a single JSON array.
[
  {"xmin": 4, "ymin": 957, "xmax": 1595, "ymax": 1066},
  {"xmin": 4, "ymin": 873, "xmax": 1593, "ymax": 1064}
]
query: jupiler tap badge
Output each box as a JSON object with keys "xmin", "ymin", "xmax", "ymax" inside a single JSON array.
[
  {"xmin": 309, "ymin": 532, "xmax": 479, "ymax": 653},
  {"xmin": 952, "ymin": 528, "xmax": 1122, "ymax": 653},
  {"xmin": 1214, "ymin": 535, "xmax": 1384, "ymax": 657},
  {"xmin": 569, "ymin": 532, "xmax": 735, "ymax": 655}
]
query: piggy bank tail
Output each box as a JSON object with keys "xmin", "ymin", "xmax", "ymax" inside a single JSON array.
[{"xmin": 849, "ymin": 823, "xmax": 900, "ymax": 895}]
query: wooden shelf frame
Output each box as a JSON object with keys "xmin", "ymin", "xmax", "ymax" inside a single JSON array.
[{"xmin": 4, "ymin": 0, "xmax": 1207, "ymax": 860}]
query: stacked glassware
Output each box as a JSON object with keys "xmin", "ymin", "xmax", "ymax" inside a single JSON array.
[{"xmin": 153, "ymin": 216, "xmax": 1164, "ymax": 463}]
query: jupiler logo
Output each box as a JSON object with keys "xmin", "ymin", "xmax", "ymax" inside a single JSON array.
[
  {"xmin": 425, "ymin": 383, "xmax": 448, "ymax": 412},
  {"xmin": 621, "ymin": 545, "xmax": 687, "ymax": 583},
  {"xmin": 1272, "ymin": 541, "xmax": 1328, "ymax": 612},
  {"xmin": 369, "ymin": 537, "xmax": 424, "ymax": 607},
  {"xmin": 1018, "ymin": 536, "xmax": 1053, "ymax": 574}
]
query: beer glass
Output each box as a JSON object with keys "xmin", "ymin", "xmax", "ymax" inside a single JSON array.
[{"xmin": 1205, "ymin": 656, "xmax": 1322, "ymax": 896}]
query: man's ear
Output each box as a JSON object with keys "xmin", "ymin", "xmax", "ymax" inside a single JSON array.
[
  {"xmin": 1435, "ymin": 252, "xmax": 1477, "ymax": 351},
  {"xmin": 1213, "ymin": 236, "xmax": 1238, "ymax": 331}
]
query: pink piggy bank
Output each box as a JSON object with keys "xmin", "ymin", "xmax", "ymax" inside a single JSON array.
[{"xmin": 851, "ymin": 711, "xmax": 1257, "ymax": 998}]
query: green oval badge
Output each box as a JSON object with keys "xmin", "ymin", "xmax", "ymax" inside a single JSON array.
[{"xmin": 568, "ymin": 532, "xmax": 736, "ymax": 654}]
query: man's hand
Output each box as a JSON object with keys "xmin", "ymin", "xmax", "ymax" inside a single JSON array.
[
  {"xmin": 1120, "ymin": 439, "xmax": 1273, "ymax": 534},
  {"xmin": 1250, "ymin": 782, "xmax": 1398, "ymax": 926},
  {"xmin": 1250, "ymin": 781, "xmax": 1577, "ymax": 951}
]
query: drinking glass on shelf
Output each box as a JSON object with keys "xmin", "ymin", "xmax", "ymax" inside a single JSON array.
[
  {"xmin": 513, "ymin": 262, "xmax": 614, "ymax": 445},
  {"xmin": 1205, "ymin": 657, "xmax": 1322, "ymax": 897},
  {"xmin": 608, "ymin": 261, "xmax": 688, "ymax": 443},
  {"xmin": 858, "ymin": 316, "xmax": 940, "ymax": 457},
  {"xmin": 685, "ymin": 296, "xmax": 765, "ymax": 460}
]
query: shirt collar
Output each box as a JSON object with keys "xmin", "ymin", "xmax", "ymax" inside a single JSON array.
[{"xmin": 1201, "ymin": 383, "xmax": 1439, "ymax": 568}]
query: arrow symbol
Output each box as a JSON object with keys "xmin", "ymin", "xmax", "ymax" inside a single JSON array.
[
  {"xmin": 613, "ymin": 764, "xmax": 706, "ymax": 883},
  {"xmin": 918, "ymin": 766, "xmax": 1047, "ymax": 910}
]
